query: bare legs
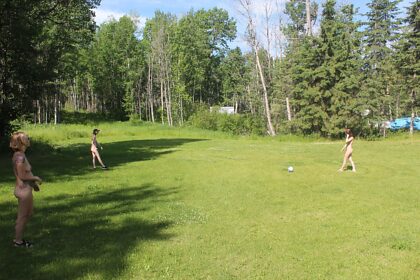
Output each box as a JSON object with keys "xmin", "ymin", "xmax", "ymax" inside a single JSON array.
[
  {"xmin": 339, "ymin": 152, "xmax": 356, "ymax": 172},
  {"xmin": 348, "ymin": 156, "xmax": 356, "ymax": 172},
  {"xmin": 15, "ymin": 190, "xmax": 33, "ymax": 243},
  {"xmin": 92, "ymin": 151, "xmax": 106, "ymax": 168}
]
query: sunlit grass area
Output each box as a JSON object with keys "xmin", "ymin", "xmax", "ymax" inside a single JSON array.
[{"xmin": 0, "ymin": 122, "xmax": 419, "ymax": 279}]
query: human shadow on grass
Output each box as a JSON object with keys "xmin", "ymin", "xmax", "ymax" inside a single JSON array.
[
  {"xmin": 0, "ymin": 184, "xmax": 176, "ymax": 280},
  {"xmin": 0, "ymin": 138, "xmax": 205, "ymax": 184}
]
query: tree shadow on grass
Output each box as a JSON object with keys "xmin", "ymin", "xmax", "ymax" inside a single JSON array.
[
  {"xmin": 0, "ymin": 184, "xmax": 176, "ymax": 280},
  {"xmin": 0, "ymin": 138, "xmax": 205, "ymax": 184}
]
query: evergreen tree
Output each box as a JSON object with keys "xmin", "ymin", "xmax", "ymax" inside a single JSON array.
[
  {"xmin": 361, "ymin": 0, "xmax": 402, "ymax": 128},
  {"xmin": 394, "ymin": 0, "xmax": 420, "ymax": 132},
  {"xmin": 291, "ymin": 0, "xmax": 364, "ymax": 137},
  {"xmin": 328, "ymin": 4, "xmax": 365, "ymax": 135},
  {"xmin": 273, "ymin": 0, "xmax": 318, "ymax": 134}
]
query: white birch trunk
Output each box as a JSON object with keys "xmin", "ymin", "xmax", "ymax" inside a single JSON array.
[
  {"xmin": 286, "ymin": 97, "xmax": 292, "ymax": 121},
  {"xmin": 54, "ymin": 91, "xmax": 58, "ymax": 125},
  {"xmin": 160, "ymin": 79, "xmax": 164, "ymax": 124},
  {"xmin": 306, "ymin": 0, "xmax": 312, "ymax": 36},
  {"xmin": 37, "ymin": 100, "xmax": 41, "ymax": 124},
  {"xmin": 238, "ymin": 0, "xmax": 276, "ymax": 136},
  {"xmin": 255, "ymin": 49, "xmax": 275, "ymax": 135}
]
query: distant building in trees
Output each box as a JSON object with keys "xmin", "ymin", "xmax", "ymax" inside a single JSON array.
[{"xmin": 210, "ymin": 107, "xmax": 235, "ymax": 114}]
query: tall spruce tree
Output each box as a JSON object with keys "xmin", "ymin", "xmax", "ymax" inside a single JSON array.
[
  {"xmin": 362, "ymin": 0, "xmax": 402, "ymax": 130},
  {"xmin": 273, "ymin": 0, "xmax": 318, "ymax": 133},
  {"xmin": 290, "ymin": 0, "xmax": 363, "ymax": 137},
  {"xmin": 394, "ymin": 0, "xmax": 420, "ymax": 132},
  {"xmin": 327, "ymin": 4, "xmax": 364, "ymax": 135}
]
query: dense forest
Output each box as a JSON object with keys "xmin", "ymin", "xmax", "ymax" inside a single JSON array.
[{"xmin": 1, "ymin": 0, "xmax": 419, "ymax": 141}]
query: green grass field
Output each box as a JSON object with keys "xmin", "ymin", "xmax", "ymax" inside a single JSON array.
[{"xmin": 0, "ymin": 122, "xmax": 419, "ymax": 280}]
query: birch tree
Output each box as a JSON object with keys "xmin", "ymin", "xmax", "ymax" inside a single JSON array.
[
  {"xmin": 237, "ymin": 0, "xmax": 276, "ymax": 136},
  {"xmin": 306, "ymin": 0, "xmax": 312, "ymax": 35}
]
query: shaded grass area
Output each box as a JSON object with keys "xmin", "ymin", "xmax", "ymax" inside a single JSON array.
[
  {"xmin": 0, "ymin": 132, "xmax": 204, "ymax": 280},
  {"xmin": 32, "ymin": 138, "xmax": 205, "ymax": 183},
  {"xmin": 0, "ymin": 185, "xmax": 173, "ymax": 280}
]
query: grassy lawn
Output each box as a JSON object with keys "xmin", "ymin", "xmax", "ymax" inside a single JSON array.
[{"xmin": 0, "ymin": 122, "xmax": 419, "ymax": 279}]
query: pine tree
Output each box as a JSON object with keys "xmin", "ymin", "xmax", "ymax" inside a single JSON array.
[
  {"xmin": 290, "ymin": 0, "xmax": 364, "ymax": 136},
  {"xmin": 272, "ymin": 0, "xmax": 319, "ymax": 134},
  {"xmin": 361, "ymin": 0, "xmax": 402, "ymax": 129},
  {"xmin": 394, "ymin": 0, "xmax": 420, "ymax": 133}
]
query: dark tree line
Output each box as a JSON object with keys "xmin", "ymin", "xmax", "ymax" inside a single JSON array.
[{"xmin": 0, "ymin": 0, "xmax": 101, "ymax": 144}]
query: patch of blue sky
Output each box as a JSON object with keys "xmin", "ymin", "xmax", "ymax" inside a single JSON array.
[
  {"xmin": 95, "ymin": 0, "xmax": 412, "ymax": 23},
  {"xmin": 94, "ymin": 0, "xmax": 413, "ymax": 53}
]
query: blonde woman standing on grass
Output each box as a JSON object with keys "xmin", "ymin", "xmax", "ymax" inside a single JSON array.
[
  {"xmin": 10, "ymin": 132, "xmax": 42, "ymax": 248},
  {"xmin": 338, "ymin": 128, "xmax": 356, "ymax": 172}
]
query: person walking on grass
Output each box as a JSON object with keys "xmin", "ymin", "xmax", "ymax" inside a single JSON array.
[
  {"xmin": 91, "ymin": 128, "xmax": 107, "ymax": 169},
  {"xmin": 10, "ymin": 132, "xmax": 42, "ymax": 248},
  {"xmin": 338, "ymin": 128, "xmax": 356, "ymax": 172}
]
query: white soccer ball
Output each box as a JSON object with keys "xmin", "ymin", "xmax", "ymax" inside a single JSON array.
[{"xmin": 288, "ymin": 166, "xmax": 294, "ymax": 172}]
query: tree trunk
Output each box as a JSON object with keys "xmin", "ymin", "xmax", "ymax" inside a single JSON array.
[
  {"xmin": 180, "ymin": 97, "xmax": 184, "ymax": 125},
  {"xmin": 409, "ymin": 74, "xmax": 416, "ymax": 135},
  {"xmin": 238, "ymin": 0, "xmax": 276, "ymax": 136},
  {"xmin": 247, "ymin": 85, "xmax": 255, "ymax": 115},
  {"xmin": 160, "ymin": 79, "xmax": 164, "ymax": 124},
  {"xmin": 147, "ymin": 57, "xmax": 155, "ymax": 123},
  {"xmin": 165, "ymin": 57, "xmax": 173, "ymax": 126},
  {"xmin": 137, "ymin": 85, "xmax": 142, "ymax": 119},
  {"xmin": 44, "ymin": 96, "xmax": 48, "ymax": 124},
  {"xmin": 165, "ymin": 79, "xmax": 173, "ymax": 126},
  {"xmin": 255, "ymin": 48, "xmax": 276, "ymax": 136},
  {"xmin": 396, "ymin": 90, "xmax": 400, "ymax": 118},
  {"xmin": 264, "ymin": 2, "xmax": 272, "ymax": 78},
  {"xmin": 33, "ymin": 100, "xmax": 37, "ymax": 124},
  {"xmin": 54, "ymin": 90, "xmax": 58, "ymax": 125},
  {"xmin": 37, "ymin": 100, "xmax": 41, "ymax": 124},
  {"xmin": 410, "ymin": 106, "xmax": 414, "ymax": 135},
  {"xmin": 286, "ymin": 97, "xmax": 292, "ymax": 121},
  {"xmin": 306, "ymin": 0, "xmax": 312, "ymax": 36}
]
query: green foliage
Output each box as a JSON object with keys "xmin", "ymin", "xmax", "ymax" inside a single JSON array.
[
  {"xmin": 90, "ymin": 16, "xmax": 141, "ymax": 119},
  {"xmin": 283, "ymin": 0, "xmax": 318, "ymax": 40},
  {"xmin": 189, "ymin": 108, "xmax": 265, "ymax": 135},
  {"xmin": 1, "ymin": 0, "xmax": 417, "ymax": 140},
  {"xmin": 393, "ymin": 0, "xmax": 420, "ymax": 118},
  {"xmin": 361, "ymin": 0, "xmax": 403, "ymax": 122},
  {"xmin": 0, "ymin": 0, "xmax": 100, "ymax": 139},
  {"xmin": 286, "ymin": 0, "xmax": 364, "ymax": 137},
  {"xmin": 172, "ymin": 8, "xmax": 237, "ymax": 107},
  {"xmin": 219, "ymin": 48, "xmax": 250, "ymax": 107},
  {"xmin": 60, "ymin": 110, "xmax": 112, "ymax": 125}
]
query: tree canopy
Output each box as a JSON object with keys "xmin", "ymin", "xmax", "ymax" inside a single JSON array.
[{"xmin": 1, "ymin": 0, "xmax": 418, "ymax": 143}]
